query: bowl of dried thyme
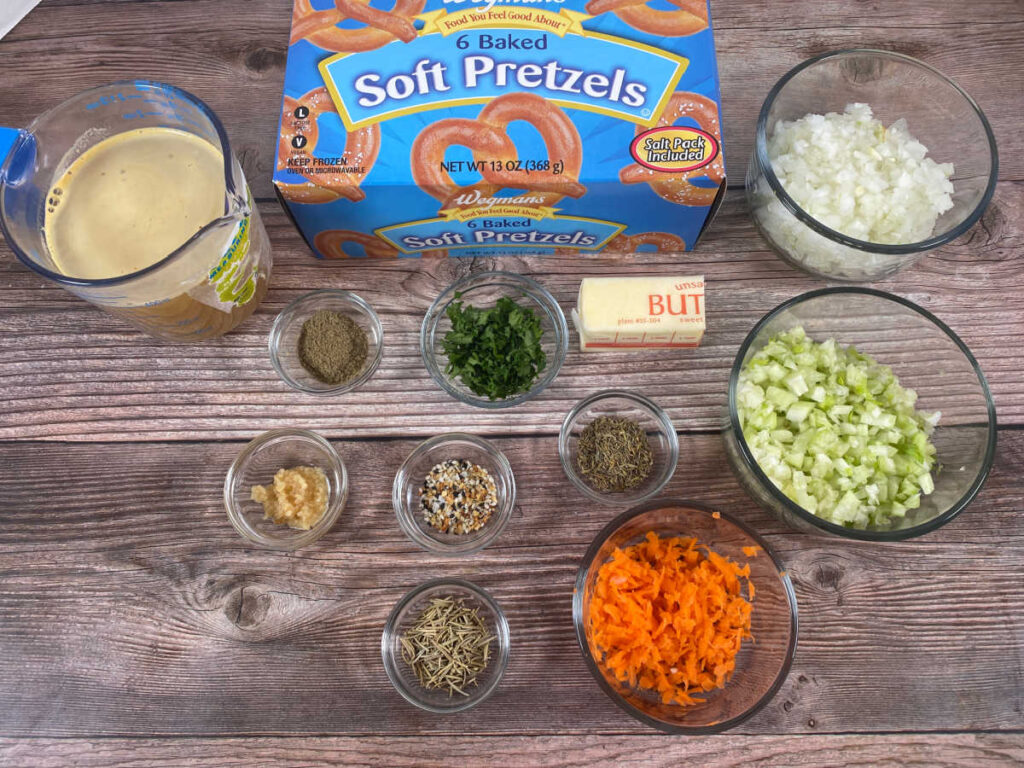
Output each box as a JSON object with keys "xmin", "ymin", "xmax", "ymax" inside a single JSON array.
[
  {"xmin": 559, "ymin": 390, "xmax": 680, "ymax": 506},
  {"xmin": 269, "ymin": 289, "xmax": 383, "ymax": 396},
  {"xmin": 382, "ymin": 578, "xmax": 510, "ymax": 713},
  {"xmin": 392, "ymin": 433, "xmax": 516, "ymax": 556}
]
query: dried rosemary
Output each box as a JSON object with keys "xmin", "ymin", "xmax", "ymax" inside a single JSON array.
[
  {"xmin": 576, "ymin": 415, "xmax": 655, "ymax": 492},
  {"xmin": 400, "ymin": 596, "xmax": 494, "ymax": 697}
]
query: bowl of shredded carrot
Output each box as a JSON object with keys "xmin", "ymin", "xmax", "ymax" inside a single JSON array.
[{"xmin": 573, "ymin": 499, "xmax": 798, "ymax": 733}]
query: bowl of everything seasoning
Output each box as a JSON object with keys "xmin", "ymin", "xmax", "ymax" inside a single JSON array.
[
  {"xmin": 382, "ymin": 578, "xmax": 510, "ymax": 713},
  {"xmin": 392, "ymin": 433, "xmax": 516, "ymax": 556},
  {"xmin": 420, "ymin": 271, "xmax": 569, "ymax": 409}
]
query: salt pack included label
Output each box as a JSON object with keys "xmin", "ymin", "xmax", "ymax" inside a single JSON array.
[{"xmin": 274, "ymin": 0, "xmax": 725, "ymax": 258}]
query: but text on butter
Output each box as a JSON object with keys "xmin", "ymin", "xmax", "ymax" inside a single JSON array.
[{"xmin": 573, "ymin": 276, "xmax": 705, "ymax": 351}]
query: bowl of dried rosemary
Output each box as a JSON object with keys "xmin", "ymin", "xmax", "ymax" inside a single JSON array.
[
  {"xmin": 559, "ymin": 390, "xmax": 679, "ymax": 506},
  {"xmin": 381, "ymin": 578, "xmax": 510, "ymax": 713}
]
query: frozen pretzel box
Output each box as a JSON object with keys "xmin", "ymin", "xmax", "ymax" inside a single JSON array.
[{"xmin": 274, "ymin": 0, "xmax": 725, "ymax": 259}]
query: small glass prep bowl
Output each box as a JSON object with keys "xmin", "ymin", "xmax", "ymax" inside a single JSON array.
[
  {"xmin": 382, "ymin": 578, "xmax": 511, "ymax": 713},
  {"xmin": 574, "ymin": 500, "xmax": 797, "ymax": 734},
  {"xmin": 420, "ymin": 271, "xmax": 568, "ymax": 409},
  {"xmin": 747, "ymin": 49, "xmax": 998, "ymax": 282},
  {"xmin": 393, "ymin": 433, "xmax": 516, "ymax": 556},
  {"xmin": 559, "ymin": 390, "xmax": 679, "ymax": 506},
  {"xmin": 724, "ymin": 288, "xmax": 997, "ymax": 540},
  {"xmin": 269, "ymin": 289, "xmax": 383, "ymax": 395},
  {"xmin": 224, "ymin": 429, "xmax": 348, "ymax": 550}
]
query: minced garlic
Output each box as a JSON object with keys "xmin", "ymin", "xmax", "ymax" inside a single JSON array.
[{"xmin": 250, "ymin": 465, "xmax": 328, "ymax": 530}]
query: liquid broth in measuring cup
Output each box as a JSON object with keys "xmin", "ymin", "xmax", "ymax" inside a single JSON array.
[
  {"xmin": 0, "ymin": 81, "xmax": 272, "ymax": 341},
  {"xmin": 45, "ymin": 127, "xmax": 225, "ymax": 279}
]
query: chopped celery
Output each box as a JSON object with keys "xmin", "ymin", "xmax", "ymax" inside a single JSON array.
[{"xmin": 737, "ymin": 326, "xmax": 940, "ymax": 529}]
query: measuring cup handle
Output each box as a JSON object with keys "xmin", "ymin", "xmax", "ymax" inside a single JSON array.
[{"xmin": 0, "ymin": 127, "xmax": 22, "ymax": 171}]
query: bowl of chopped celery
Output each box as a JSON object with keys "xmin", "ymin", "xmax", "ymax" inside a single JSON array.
[
  {"xmin": 747, "ymin": 49, "xmax": 998, "ymax": 282},
  {"xmin": 421, "ymin": 271, "xmax": 569, "ymax": 409},
  {"xmin": 725, "ymin": 288, "xmax": 996, "ymax": 540}
]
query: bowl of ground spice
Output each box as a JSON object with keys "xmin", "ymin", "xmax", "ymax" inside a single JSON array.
[
  {"xmin": 269, "ymin": 289, "xmax": 383, "ymax": 395},
  {"xmin": 224, "ymin": 428, "xmax": 348, "ymax": 550},
  {"xmin": 559, "ymin": 390, "xmax": 679, "ymax": 506},
  {"xmin": 382, "ymin": 578, "xmax": 510, "ymax": 713},
  {"xmin": 392, "ymin": 433, "xmax": 516, "ymax": 556}
]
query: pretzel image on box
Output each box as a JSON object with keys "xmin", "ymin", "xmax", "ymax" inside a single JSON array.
[
  {"xmin": 274, "ymin": 0, "xmax": 724, "ymax": 258},
  {"xmin": 556, "ymin": 232, "xmax": 684, "ymax": 256},
  {"xmin": 290, "ymin": 0, "xmax": 426, "ymax": 53},
  {"xmin": 314, "ymin": 229, "xmax": 448, "ymax": 259},
  {"xmin": 411, "ymin": 93, "xmax": 586, "ymax": 210},
  {"xmin": 585, "ymin": 0, "xmax": 707, "ymax": 38},
  {"xmin": 277, "ymin": 87, "xmax": 380, "ymax": 204},
  {"xmin": 620, "ymin": 91, "xmax": 724, "ymax": 207}
]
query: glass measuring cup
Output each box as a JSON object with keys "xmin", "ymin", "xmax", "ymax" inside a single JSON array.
[{"xmin": 0, "ymin": 81, "xmax": 272, "ymax": 341}]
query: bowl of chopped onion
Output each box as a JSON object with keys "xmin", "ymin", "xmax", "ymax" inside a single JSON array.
[
  {"xmin": 725, "ymin": 288, "xmax": 997, "ymax": 540},
  {"xmin": 747, "ymin": 49, "xmax": 998, "ymax": 282}
]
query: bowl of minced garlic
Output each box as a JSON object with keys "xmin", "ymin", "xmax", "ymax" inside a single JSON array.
[{"xmin": 224, "ymin": 429, "xmax": 348, "ymax": 550}]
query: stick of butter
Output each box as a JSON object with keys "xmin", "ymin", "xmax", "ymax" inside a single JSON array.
[{"xmin": 572, "ymin": 276, "xmax": 705, "ymax": 351}]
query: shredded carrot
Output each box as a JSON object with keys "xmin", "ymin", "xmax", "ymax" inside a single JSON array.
[
  {"xmin": 742, "ymin": 545, "xmax": 760, "ymax": 557},
  {"xmin": 711, "ymin": 511, "xmax": 721, "ymax": 519},
  {"xmin": 589, "ymin": 531, "xmax": 754, "ymax": 706}
]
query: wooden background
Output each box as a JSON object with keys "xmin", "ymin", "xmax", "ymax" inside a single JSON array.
[{"xmin": 1, "ymin": 1, "xmax": 1022, "ymax": 766}]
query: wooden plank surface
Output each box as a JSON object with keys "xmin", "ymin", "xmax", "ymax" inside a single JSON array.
[
  {"xmin": 1, "ymin": 185, "xmax": 1022, "ymax": 441},
  {"xmin": 2, "ymin": 734, "xmax": 1022, "ymax": 768},
  {"xmin": 0, "ymin": 433, "xmax": 1021, "ymax": 737},
  {"xmin": 1, "ymin": 0, "xmax": 1023, "ymax": 765}
]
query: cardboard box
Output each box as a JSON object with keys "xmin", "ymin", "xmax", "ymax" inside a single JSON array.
[{"xmin": 274, "ymin": 0, "xmax": 725, "ymax": 258}]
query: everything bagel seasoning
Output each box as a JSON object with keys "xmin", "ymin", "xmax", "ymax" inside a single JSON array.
[{"xmin": 420, "ymin": 459, "xmax": 498, "ymax": 535}]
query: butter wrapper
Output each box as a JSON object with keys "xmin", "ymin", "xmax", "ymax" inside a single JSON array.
[{"xmin": 572, "ymin": 276, "xmax": 705, "ymax": 351}]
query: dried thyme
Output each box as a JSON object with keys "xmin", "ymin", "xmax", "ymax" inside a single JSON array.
[
  {"xmin": 576, "ymin": 415, "xmax": 655, "ymax": 492},
  {"xmin": 400, "ymin": 596, "xmax": 494, "ymax": 697}
]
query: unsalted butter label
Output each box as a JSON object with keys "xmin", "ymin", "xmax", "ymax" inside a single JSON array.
[{"xmin": 574, "ymin": 275, "xmax": 705, "ymax": 350}]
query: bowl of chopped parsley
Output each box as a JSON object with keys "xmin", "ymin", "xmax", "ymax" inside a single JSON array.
[{"xmin": 420, "ymin": 271, "xmax": 569, "ymax": 408}]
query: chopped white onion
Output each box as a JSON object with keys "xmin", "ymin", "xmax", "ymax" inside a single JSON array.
[{"xmin": 751, "ymin": 103, "xmax": 955, "ymax": 280}]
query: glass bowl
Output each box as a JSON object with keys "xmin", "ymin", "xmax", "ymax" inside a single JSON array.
[
  {"xmin": 747, "ymin": 49, "xmax": 998, "ymax": 282},
  {"xmin": 574, "ymin": 499, "xmax": 798, "ymax": 734},
  {"xmin": 382, "ymin": 578, "xmax": 511, "ymax": 713},
  {"xmin": 224, "ymin": 429, "xmax": 348, "ymax": 550},
  {"xmin": 269, "ymin": 289, "xmax": 383, "ymax": 395},
  {"xmin": 559, "ymin": 390, "xmax": 679, "ymax": 506},
  {"xmin": 420, "ymin": 271, "xmax": 569, "ymax": 409},
  {"xmin": 724, "ymin": 288, "xmax": 997, "ymax": 540},
  {"xmin": 393, "ymin": 433, "xmax": 516, "ymax": 556}
]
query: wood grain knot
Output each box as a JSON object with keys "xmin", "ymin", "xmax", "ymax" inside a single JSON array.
[
  {"xmin": 243, "ymin": 46, "xmax": 286, "ymax": 74},
  {"xmin": 224, "ymin": 586, "xmax": 270, "ymax": 629},
  {"xmin": 814, "ymin": 562, "xmax": 843, "ymax": 590}
]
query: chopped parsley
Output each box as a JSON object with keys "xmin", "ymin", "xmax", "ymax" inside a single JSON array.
[{"xmin": 442, "ymin": 294, "xmax": 547, "ymax": 400}]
